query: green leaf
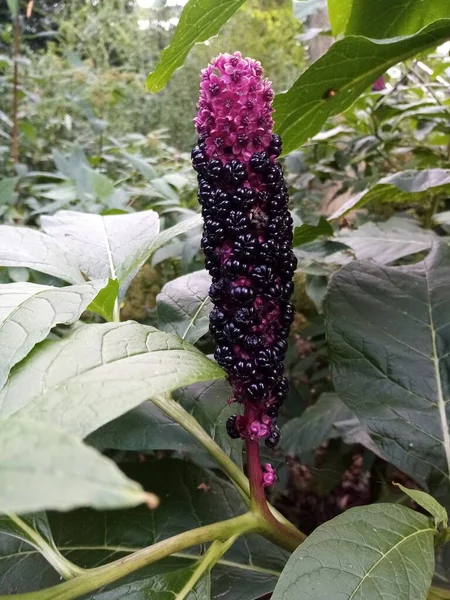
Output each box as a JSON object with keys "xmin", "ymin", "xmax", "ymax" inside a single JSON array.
[
  {"xmin": 333, "ymin": 0, "xmax": 450, "ymax": 38},
  {"xmin": 0, "ymin": 226, "xmax": 84, "ymax": 284},
  {"xmin": 327, "ymin": 0, "xmax": 351, "ymax": 36},
  {"xmin": 89, "ymin": 170, "xmax": 115, "ymax": 202},
  {"xmin": 0, "ymin": 460, "xmax": 287, "ymax": 598},
  {"xmin": 336, "ymin": 217, "xmax": 438, "ymax": 265},
  {"xmin": 272, "ymin": 504, "xmax": 435, "ymax": 600},
  {"xmin": 295, "ymin": 240, "xmax": 354, "ymax": 276},
  {"xmin": 394, "ymin": 483, "xmax": 448, "ymax": 529},
  {"xmin": 41, "ymin": 210, "xmax": 160, "ymax": 284},
  {"xmin": 294, "ymin": 0, "xmax": 327, "ymax": 21},
  {"xmin": 0, "ymin": 418, "xmax": 154, "ymax": 514},
  {"xmin": 157, "ymin": 269, "xmax": 212, "ymax": 343},
  {"xmin": 0, "ymin": 178, "xmax": 16, "ymax": 205},
  {"xmin": 281, "ymin": 393, "xmax": 353, "ymax": 457},
  {"xmin": 0, "ymin": 513, "xmax": 81, "ymax": 580},
  {"xmin": 146, "ymin": 0, "xmax": 246, "ymax": 93},
  {"xmin": 324, "ymin": 243, "xmax": 450, "ymax": 504},
  {"xmin": 89, "ymin": 378, "xmax": 242, "ymax": 465},
  {"xmin": 330, "ymin": 169, "xmax": 450, "ymax": 220},
  {"xmin": 1, "ymin": 321, "xmax": 224, "ymax": 437},
  {"xmin": 150, "ymin": 214, "xmax": 203, "ymax": 259},
  {"xmin": 6, "ymin": 0, "xmax": 19, "ymax": 18},
  {"xmin": 274, "ymin": 20, "xmax": 450, "ymax": 155},
  {"xmin": 0, "ymin": 513, "xmax": 54, "ymax": 552},
  {"xmin": 19, "ymin": 121, "xmax": 37, "ymax": 143},
  {"xmin": 0, "ymin": 279, "xmax": 106, "ymax": 390},
  {"xmin": 293, "ymin": 217, "xmax": 333, "ymax": 247},
  {"xmin": 87, "ymin": 278, "xmax": 119, "ymax": 322},
  {"xmin": 119, "ymin": 151, "xmax": 157, "ymax": 180},
  {"xmin": 305, "ymin": 274, "xmax": 328, "ymax": 312}
]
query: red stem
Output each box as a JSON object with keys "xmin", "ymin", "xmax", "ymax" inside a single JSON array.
[
  {"xmin": 246, "ymin": 438, "xmax": 273, "ymax": 519},
  {"xmin": 244, "ymin": 401, "xmax": 306, "ymax": 550}
]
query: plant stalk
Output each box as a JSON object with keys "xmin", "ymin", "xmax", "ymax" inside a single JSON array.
[
  {"xmin": 0, "ymin": 513, "xmax": 259, "ymax": 600},
  {"xmin": 175, "ymin": 537, "xmax": 236, "ymax": 600},
  {"xmin": 5, "ymin": 514, "xmax": 83, "ymax": 580},
  {"xmin": 12, "ymin": 12, "xmax": 20, "ymax": 165}
]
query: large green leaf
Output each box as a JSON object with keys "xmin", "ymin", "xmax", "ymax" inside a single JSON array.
[
  {"xmin": 40, "ymin": 210, "xmax": 160, "ymax": 284},
  {"xmin": 157, "ymin": 269, "xmax": 212, "ymax": 344},
  {"xmin": 281, "ymin": 393, "xmax": 353, "ymax": 457},
  {"xmin": 272, "ymin": 504, "xmax": 435, "ymax": 600},
  {"xmin": 146, "ymin": 0, "xmax": 246, "ymax": 93},
  {"xmin": 0, "ymin": 226, "xmax": 84, "ymax": 284},
  {"xmin": 274, "ymin": 20, "xmax": 450, "ymax": 155},
  {"xmin": 329, "ymin": 0, "xmax": 450, "ymax": 38},
  {"xmin": 330, "ymin": 169, "xmax": 450, "ymax": 220},
  {"xmin": 336, "ymin": 217, "xmax": 438, "ymax": 265},
  {"xmin": 0, "ymin": 461, "xmax": 287, "ymax": 599},
  {"xmin": 0, "ymin": 280, "xmax": 106, "ymax": 390},
  {"xmin": 0, "ymin": 418, "xmax": 153, "ymax": 514},
  {"xmin": 1, "ymin": 321, "xmax": 224, "ymax": 437},
  {"xmin": 293, "ymin": 217, "xmax": 333, "ymax": 247},
  {"xmin": 324, "ymin": 244, "xmax": 450, "ymax": 504},
  {"xmin": 90, "ymin": 378, "xmax": 242, "ymax": 465}
]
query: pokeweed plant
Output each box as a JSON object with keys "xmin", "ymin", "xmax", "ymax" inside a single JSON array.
[
  {"xmin": 2, "ymin": 0, "xmax": 450, "ymax": 597},
  {"xmin": 0, "ymin": 50, "xmax": 448, "ymax": 600}
]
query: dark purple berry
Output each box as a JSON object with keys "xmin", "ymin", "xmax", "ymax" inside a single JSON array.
[
  {"xmin": 210, "ymin": 308, "xmax": 227, "ymax": 325},
  {"xmin": 234, "ymin": 233, "xmax": 258, "ymax": 260},
  {"xmin": 225, "ymin": 159, "xmax": 247, "ymax": 185},
  {"xmin": 234, "ymin": 307, "xmax": 255, "ymax": 325},
  {"xmin": 247, "ymin": 382, "xmax": 267, "ymax": 401},
  {"xmin": 225, "ymin": 210, "xmax": 250, "ymax": 233},
  {"xmin": 250, "ymin": 151, "xmax": 270, "ymax": 173},
  {"xmin": 231, "ymin": 285, "xmax": 255, "ymax": 304},
  {"xmin": 265, "ymin": 426, "xmax": 281, "ymax": 448},
  {"xmin": 206, "ymin": 159, "xmax": 223, "ymax": 182},
  {"xmin": 214, "ymin": 344, "xmax": 234, "ymax": 368},
  {"xmin": 244, "ymin": 334, "xmax": 265, "ymax": 350},
  {"xmin": 226, "ymin": 415, "xmax": 241, "ymax": 439},
  {"xmin": 224, "ymin": 259, "xmax": 250, "ymax": 276},
  {"xmin": 222, "ymin": 322, "xmax": 244, "ymax": 342}
]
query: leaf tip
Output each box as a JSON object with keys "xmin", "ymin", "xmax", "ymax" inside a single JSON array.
[{"xmin": 143, "ymin": 491, "xmax": 160, "ymax": 510}]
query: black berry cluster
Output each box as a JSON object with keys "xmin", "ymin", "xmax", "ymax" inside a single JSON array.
[{"xmin": 192, "ymin": 134, "xmax": 296, "ymax": 448}]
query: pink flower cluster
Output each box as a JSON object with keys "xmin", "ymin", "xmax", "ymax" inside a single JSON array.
[
  {"xmin": 263, "ymin": 463, "xmax": 276, "ymax": 487},
  {"xmin": 195, "ymin": 52, "xmax": 274, "ymax": 163}
]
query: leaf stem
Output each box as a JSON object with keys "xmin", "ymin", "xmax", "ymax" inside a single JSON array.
[
  {"xmin": 151, "ymin": 395, "xmax": 304, "ymax": 541},
  {"xmin": 151, "ymin": 394, "xmax": 249, "ymax": 499},
  {"xmin": 5, "ymin": 514, "xmax": 84, "ymax": 580},
  {"xmin": 175, "ymin": 537, "xmax": 236, "ymax": 600},
  {"xmin": 0, "ymin": 513, "xmax": 260, "ymax": 600},
  {"xmin": 112, "ymin": 298, "xmax": 121, "ymax": 322}
]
